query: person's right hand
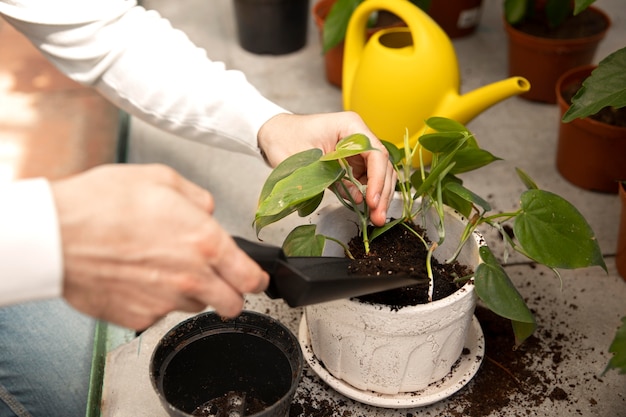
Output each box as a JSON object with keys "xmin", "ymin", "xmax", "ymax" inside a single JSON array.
[{"xmin": 50, "ymin": 164, "xmax": 269, "ymax": 330}]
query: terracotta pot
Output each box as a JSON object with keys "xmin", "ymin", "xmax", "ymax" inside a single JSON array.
[
  {"xmin": 304, "ymin": 199, "xmax": 482, "ymax": 394},
  {"xmin": 150, "ymin": 311, "xmax": 303, "ymax": 417},
  {"xmin": 555, "ymin": 65, "xmax": 626, "ymax": 194},
  {"xmin": 618, "ymin": 183, "xmax": 626, "ymax": 280},
  {"xmin": 427, "ymin": 0, "xmax": 483, "ymax": 39},
  {"xmin": 234, "ymin": 0, "xmax": 309, "ymax": 55},
  {"xmin": 504, "ymin": 6, "xmax": 610, "ymax": 103}
]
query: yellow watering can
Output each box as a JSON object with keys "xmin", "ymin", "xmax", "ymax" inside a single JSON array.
[{"xmin": 343, "ymin": 0, "xmax": 530, "ymax": 166}]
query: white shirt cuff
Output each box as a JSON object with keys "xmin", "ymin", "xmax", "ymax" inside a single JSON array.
[{"xmin": 0, "ymin": 178, "xmax": 63, "ymax": 305}]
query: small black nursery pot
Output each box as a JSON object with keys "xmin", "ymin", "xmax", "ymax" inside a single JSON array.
[
  {"xmin": 233, "ymin": 0, "xmax": 309, "ymax": 55},
  {"xmin": 150, "ymin": 310, "xmax": 303, "ymax": 417}
]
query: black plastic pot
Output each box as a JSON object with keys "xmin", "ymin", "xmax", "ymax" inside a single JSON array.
[
  {"xmin": 150, "ymin": 310, "xmax": 303, "ymax": 417},
  {"xmin": 233, "ymin": 0, "xmax": 309, "ymax": 55}
]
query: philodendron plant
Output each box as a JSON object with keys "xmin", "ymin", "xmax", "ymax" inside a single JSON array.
[{"xmin": 254, "ymin": 117, "xmax": 606, "ymax": 347}]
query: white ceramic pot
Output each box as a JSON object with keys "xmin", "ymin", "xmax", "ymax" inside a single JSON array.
[{"xmin": 304, "ymin": 199, "xmax": 482, "ymax": 394}]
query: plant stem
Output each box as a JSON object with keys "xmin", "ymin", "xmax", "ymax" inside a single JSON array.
[
  {"xmin": 336, "ymin": 159, "xmax": 371, "ymax": 254},
  {"xmin": 426, "ymin": 242, "xmax": 437, "ymax": 302}
]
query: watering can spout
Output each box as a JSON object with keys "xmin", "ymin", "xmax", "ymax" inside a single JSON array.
[{"xmin": 444, "ymin": 76, "xmax": 531, "ymax": 124}]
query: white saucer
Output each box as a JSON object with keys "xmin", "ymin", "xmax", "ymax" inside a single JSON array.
[{"xmin": 298, "ymin": 314, "xmax": 484, "ymax": 408}]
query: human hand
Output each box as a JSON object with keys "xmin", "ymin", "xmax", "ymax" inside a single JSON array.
[
  {"xmin": 51, "ymin": 164, "xmax": 269, "ymax": 330},
  {"xmin": 257, "ymin": 112, "xmax": 396, "ymax": 226}
]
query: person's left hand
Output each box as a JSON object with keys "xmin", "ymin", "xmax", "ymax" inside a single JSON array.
[{"xmin": 257, "ymin": 112, "xmax": 396, "ymax": 226}]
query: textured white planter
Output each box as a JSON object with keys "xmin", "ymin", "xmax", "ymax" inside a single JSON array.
[{"xmin": 305, "ymin": 199, "xmax": 483, "ymax": 395}]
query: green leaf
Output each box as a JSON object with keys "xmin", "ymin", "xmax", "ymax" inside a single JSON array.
[
  {"xmin": 323, "ymin": 0, "xmax": 361, "ymax": 52},
  {"xmin": 441, "ymin": 185, "xmax": 474, "ymax": 218},
  {"xmin": 604, "ymin": 316, "xmax": 626, "ymax": 375},
  {"xmin": 514, "ymin": 190, "xmax": 606, "ymax": 270},
  {"xmin": 254, "ymin": 207, "xmax": 295, "ymax": 236},
  {"xmin": 369, "ymin": 218, "xmax": 405, "ymax": 242},
  {"xmin": 320, "ymin": 133, "xmax": 376, "ymax": 161},
  {"xmin": 515, "ymin": 167, "xmax": 539, "ymax": 190},
  {"xmin": 474, "ymin": 246, "xmax": 536, "ymax": 346},
  {"xmin": 282, "ymin": 225, "xmax": 326, "ymax": 257},
  {"xmin": 381, "ymin": 140, "xmax": 404, "ymax": 166},
  {"xmin": 257, "ymin": 160, "xmax": 344, "ymax": 217},
  {"xmin": 562, "ymin": 47, "xmax": 626, "ymax": 122},
  {"xmin": 425, "ymin": 117, "xmax": 470, "ymax": 133},
  {"xmin": 258, "ymin": 149, "xmax": 322, "ymax": 204},
  {"xmin": 444, "ymin": 181, "xmax": 491, "ymax": 213},
  {"xmin": 511, "ymin": 320, "xmax": 538, "ymax": 348},
  {"xmin": 255, "ymin": 198, "xmax": 321, "ymax": 236},
  {"xmin": 504, "ymin": 0, "xmax": 529, "ymax": 24},
  {"xmin": 297, "ymin": 192, "xmax": 325, "ymax": 217},
  {"xmin": 419, "ymin": 132, "xmax": 467, "ymax": 154},
  {"xmin": 573, "ymin": 0, "xmax": 596, "ymax": 15},
  {"xmin": 545, "ymin": 0, "xmax": 571, "ymax": 28},
  {"xmin": 410, "ymin": 154, "xmax": 458, "ymax": 197},
  {"xmin": 441, "ymin": 176, "xmax": 474, "ymax": 218},
  {"xmin": 449, "ymin": 147, "xmax": 501, "ymax": 174}
]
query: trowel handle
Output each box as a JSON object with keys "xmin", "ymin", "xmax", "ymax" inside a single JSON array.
[{"xmin": 233, "ymin": 237, "xmax": 285, "ymax": 275}]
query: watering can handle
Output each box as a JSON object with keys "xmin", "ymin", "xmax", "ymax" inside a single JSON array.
[{"xmin": 342, "ymin": 0, "xmax": 445, "ymax": 110}]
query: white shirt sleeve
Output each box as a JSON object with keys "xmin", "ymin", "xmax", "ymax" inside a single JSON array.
[
  {"xmin": 0, "ymin": 0, "xmax": 290, "ymax": 157},
  {"xmin": 0, "ymin": 0, "xmax": 295, "ymax": 304},
  {"xmin": 0, "ymin": 179, "xmax": 63, "ymax": 306}
]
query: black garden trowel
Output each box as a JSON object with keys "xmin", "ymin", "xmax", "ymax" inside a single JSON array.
[{"xmin": 234, "ymin": 237, "xmax": 427, "ymax": 308}]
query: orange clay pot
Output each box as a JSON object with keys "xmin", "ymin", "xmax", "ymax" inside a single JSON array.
[{"xmin": 555, "ymin": 65, "xmax": 626, "ymax": 194}]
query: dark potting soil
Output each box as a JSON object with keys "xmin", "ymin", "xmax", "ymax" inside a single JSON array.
[
  {"xmin": 562, "ymin": 82, "xmax": 626, "ymax": 127},
  {"xmin": 514, "ymin": 7, "xmax": 608, "ymax": 39},
  {"xmin": 192, "ymin": 391, "xmax": 267, "ymax": 416},
  {"xmin": 346, "ymin": 221, "xmax": 473, "ymax": 307}
]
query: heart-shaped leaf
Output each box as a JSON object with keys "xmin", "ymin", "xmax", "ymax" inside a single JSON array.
[
  {"xmin": 257, "ymin": 160, "xmax": 344, "ymax": 217},
  {"xmin": 282, "ymin": 225, "xmax": 326, "ymax": 257},
  {"xmin": 321, "ymin": 133, "xmax": 376, "ymax": 161},
  {"xmin": 474, "ymin": 246, "xmax": 536, "ymax": 346},
  {"xmin": 514, "ymin": 190, "xmax": 606, "ymax": 270},
  {"xmin": 258, "ymin": 149, "xmax": 322, "ymax": 204}
]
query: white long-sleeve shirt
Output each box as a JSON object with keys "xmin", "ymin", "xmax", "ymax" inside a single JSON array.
[{"xmin": 0, "ymin": 0, "xmax": 289, "ymax": 306}]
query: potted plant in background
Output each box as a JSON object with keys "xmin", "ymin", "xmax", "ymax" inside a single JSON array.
[
  {"xmin": 503, "ymin": 0, "xmax": 610, "ymax": 103},
  {"xmin": 254, "ymin": 117, "xmax": 605, "ymax": 399},
  {"xmin": 555, "ymin": 46, "xmax": 626, "ymax": 376},
  {"xmin": 556, "ymin": 46, "xmax": 626, "ymax": 193},
  {"xmin": 312, "ymin": 0, "xmax": 429, "ymax": 87},
  {"xmin": 233, "ymin": 0, "xmax": 310, "ymax": 55}
]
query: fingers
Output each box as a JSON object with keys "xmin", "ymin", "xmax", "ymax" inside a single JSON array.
[
  {"xmin": 257, "ymin": 112, "xmax": 397, "ymax": 226},
  {"xmin": 361, "ymin": 150, "xmax": 395, "ymax": 224},
  {"xmin": 56, "ymin": 164, "xmax": 270, "ymax": 329}
]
